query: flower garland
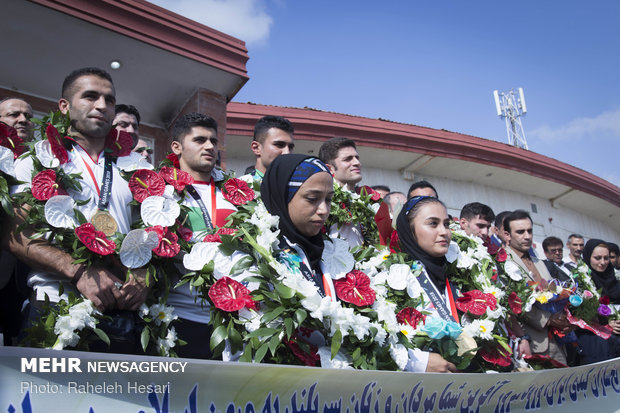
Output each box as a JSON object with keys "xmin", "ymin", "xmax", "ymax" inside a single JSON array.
[
  {"xmin": 0, "ymin": 122, "xmax": 24, "ymax": 215},
  {"xmin": 325, "ymin": 184, "xmax": 382, "ymax": 246}
]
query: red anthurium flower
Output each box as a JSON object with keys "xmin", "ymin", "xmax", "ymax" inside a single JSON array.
[
  {"xmin": 359, "ymin": 185, "xmax": 381, "ymax": 202},
  {"xmin": 496, "ymin": 248, "xmax": 507, "ymax": 263},
  {"xmin": 222, "ymin": 178, "xmax": 255, "ymax": 206},
  {"xmin": 600, "ymin": 296, "xmax": 611, "ymax": 305},
  {"xmin": 145, "ymin": 226, "xmax": 180, "ymax": 257},
  {"xmin": 45, "ymin": 123, "xmax": 69, "ymax": 164},
  {"xmin": 31, "ymin": 169, "xmax": 68, "ymax": 200},
  {"xmin": 0, "ymin": 122, "xmax": 25, "ymax": 159},
  {"xmin": 203, "ymin": 234, "xmax": 222, "ymax": 243},
  {"xmin": 508, "ymin": 292, "xmax": 523, "ymax": 314},
  {"xmin": 216, "ymin": 227, "xmax": 237, "ymax": 236},
  {"xmin": 159, "ymin": 166, "xmax": 194, "ymax": 192},
  {"xmin": 283, "ymin": 336, "xmax": 319, "ymax": 367},
  {"xmin": 485, "ymin": 238, "xmax": 499, "ymax": 255},
  {"xmin": 175, "ymin": 220, "xmax": 193, "ymax": 242},
  {"xmin": 389, "ymin": 230, "xmax": 400, "ymax": 253},
  {"xmin": 208, "ymin": 276, "xmax": 256, "ymax": 312},
  {"xmin": 166, "ymin": 153, "xmax": 180, "ymax": 169},
  {"xmin": 396, "ymin": 307, "xmax": 426, "ymax": 328},
  {"xmin": 104, "ymin": 129, "xmax": 133, "ymax": 157},
  {"xmin": 75, "ymin": 223, "xmax": 116, "ymax": 255},
  {"xmin": 479, "ymin": 346, "xmax": 512, "ymax": 367},
  {"xmin": 333, "ymin": 270, "xmax": 376, "ymax": 306},
  {"xmin": 455, "ymin": 290, "xmax": 497, "ymax": 316},
  {"xmin": 128, "ymin": 169, "xmax": 165, "ymax": 202}
]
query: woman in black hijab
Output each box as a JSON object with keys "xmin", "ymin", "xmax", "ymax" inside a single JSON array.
[
  {"xmin": 577, "ymin": 239, "xmax": 620, "ymax": 364},
  {"xmin": 395, "ymin": 195, "xmax": 459, "ymax": 373},
  {"xmin": 261, "ymin": 154, "xmax": 335, "ymax": 298}
]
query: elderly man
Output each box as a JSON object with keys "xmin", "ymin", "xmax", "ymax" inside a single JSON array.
[
  {"xmin": 0, "ymin": 97, "xmax": 34, "ymax": 140},
  {"xmin": 563, "ymin": 234, "xmax": 585, "ymax": 272},
  {"xmin": 542, "ymin": 236, "xmax": 572, "ymax": 282}
]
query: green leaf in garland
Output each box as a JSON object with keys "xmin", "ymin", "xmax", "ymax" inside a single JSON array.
[
  {"xmin": 275, "ymin": 282, "xmax": 295, "ymax": 299},
  {"xmin": 94, "ymin": 328, "xmax": 110, "ymax": 347},
  {"xmin": 261, "ymin": 306, "xmax": 285, "ymax": 325},
  {"xmin": 140, "ymin": 326, "xmax": 150, "ymax": 352},
  {"xmin": 254, "ymin": 341, "xmax": 269, "ymax": 363},
  {"xmin": 210, "ymin": 325, "xmax": 228, "ymax": 351},
  {"xmin": 331, "ymin": 329, "xmax": 342, "ymax": 359}
]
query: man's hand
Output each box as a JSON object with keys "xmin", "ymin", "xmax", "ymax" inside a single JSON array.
[
  {"xmin": 517, "ymin": 338, "xmax": 532, "ymax": 358},
  {"xmin": 117, "ymin": 268, "xmax": 151, "ymax": 311},
  {"xmin": 75, "ymin": 267, "xmax": 125, "ymax": 312},
  {"xmin": 609, "ymin": 319, "xmax": 620, "ymax": 335},
  {"xmin": 548, "ymin": 313, "xmax": 573, "ymax": 332},
  {"xmin": 426, "ymin": 353, "xmax": 458, "ymax": 373}
]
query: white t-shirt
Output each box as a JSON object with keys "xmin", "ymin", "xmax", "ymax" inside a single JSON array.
[
  {"xmin": 12, "ymin": 145, "xmax": 134, "ymax": 302},
  {"xmin": 167, "ymin": 173, "xmax": 236, "ymax": 323}
]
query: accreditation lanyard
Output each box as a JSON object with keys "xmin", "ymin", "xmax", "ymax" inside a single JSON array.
[
  {"xmin": 417, "ymin": 265, "xmax": 458, "ymax": 323},
  {"xmin": 186, "ymin": 179, "xmax": 217, "ymax": 231},
  {"xmin": 281, "ymin": 243, "xmax": 332, "ymax": 299},
  {"xmin": 79, "ymin": 151, "xmax": 113, "ymax": 211}
]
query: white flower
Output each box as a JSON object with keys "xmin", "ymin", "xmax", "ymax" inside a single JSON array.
[
  {"xmin": 473, "ymin": 245, "xmax": 490, "ymax": 261},
  {"xmin": 317, "ymin": 347, "xmax": 353, "ymax": 369},
  {"xmin": 44, "ymin": 195, "xmax": 78, "ymax": 229},
  {"xmin": 388, "ymin": 336, "xmax": 409, "ymax": 370},
  {"xmin": 386, "ymin": 264, "xmax": 410, "ymax": 290},
  {"xmin": 486, "ymin": 305, "xmax": 504, "ymax": 320},
  {"xmin": 211, "ymin": 168, "xmax": 225, "ymax": 182},
  {"xmin": 239, "ymin": 307, "xmax": 262, "ymax": 333},
  {"xmin": 249, "ymin": 202, "xmax": 279, "ymax": 232},
  {"xmin": 406, "ymin": 275, "xmax": 423, "ymax": 299},
  {"xmin": 139, "ymin": 303, "xmax": 150, "ymax": 317},
  {"xmin": 147, "ymin": 303, "xmax": 177, "ymax": 326},
  {"xmin": 256, "ymin": 229, "xmax": 280, "ymax": 254},
  {"xmin": 162, "ymin": 185, "xmax": 181, "ymax": 202},
  {"xmin": 157, "ymin": 327, "xmax": 178, "ymax": 355},
  {"xmin": 322, "ymin": 237, "xmax": 355, "ymax": 279},
  {"xmin": 456, "ymin": 250, "xmax": 476, "ymax": 270},
  {"xmin": 183, "ymin": 242, "xmax": 221, "ymax": 271},
  {"xmin": 0, "ymin": 146, "xmax": 15, "ymax": 176},
  {"xmin": 482, "ymin": 285, "xmax": 505, "ymax": 301},
  {"xmin": 120, "ymin": 229, "xmax": 159, "ymax": 269},
  {"xmin": 463, "ymin": 319, "xmax": 495, "ymax": 340},
  {"xmin": 141, "ymin": 196, "xmax": 180, "ymax": 227},
  {"xmin": 445, "ymin": 241, "xmax": 460, "ymax": 263},
  {"xmin": 116, "ymin": 151, "xmax": 154, "ymax": 172},
  {"xmin": 372, "ymin": 322, "xmax": 387, "ymax": 345},
  {"xmin": 34, "ymin": 140, "xmax": 60, "ymax": 168},
  {"xmin": 504, "ymin": 260, "xmax": 523, "ymax": 281}
]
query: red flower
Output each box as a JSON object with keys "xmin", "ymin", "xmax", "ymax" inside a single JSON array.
[
  {"xmin": 479, "ymin": 346, "xmax": 512, "ymax": 367},
  {"xmin": 31, "ymin": 170, "xmax": 67, "ymax": 200},
  {"xmin": 128, "ymin": 169, "xmax": 165, "ymax": 202},
  {"xmin": 45, "ymin": 123, "xmax": 69, "ymax": 164},
  {"xmin": 496, "ymin": 248, "xmax": 507, "ymax": 263},
  {"xmin": 104, "ymin": 129, "xmax": 133, "ymax": 157},
  {"xmin": 600, "ymin": 296, "xmax": 611, "ymax": 305},
  {"xmin": 145, "ymin": 226, "xmax": 180, "ymax": 258},
  {"xmin": 396, "ymin": 307, "xmax": 426, "ymax": 328},
  {"xmin": 524, "ymin": 354, "xmax": 568, "ymax": 369},
  {"xmin": 203, "ymin": 234, "xmax": 222, "ymax": 243},
  {"xmin": 175, "ymin": 220, "xmax": 192, "ymax": 242},
  {"xmin": 166, "ymin": 153, "xmax": 180, "ymax": 169},
  {"xmin": 222, "ymin": 178, "xmax": 255, "ymax": 205},
  {"xmin": 333, "ymin": 270, "xmax": 376, "ymax": 306},
  {"xmin": 0, "ymin": 122, "xmax": 25, "ymax": 159},
  {"xmin": 75, "ymin": 223, "xmax": 116, "ymax": 255},
  {"xmin": 208, "ymin": 276, "xmax": 256, "ymax": 312},
  {"xmin": 389, "ymin": 230, "xmax": 400, "ymax": 253},
  {"xmin": 159, "ymin": 166, "xmax": 194, "ymax": 192},
  {"xmin": 485, "ymin": 238, "xmax": 499, "ymax": 255},
  {"xmin": 217, "ymin": 227, "xmax": 237, "ymax": 236},
  {"xmin": 455, "ymin": 290, "xmax": 497, "ymax": 316},
  {"xmin": 359, "ymin": 185, "xmax": 381, "ymax": 201},
  {"xmin": 508, "ymin": 292, "xmax": 523, "ymax": 315},
  {"xmin": 283, "ymin": 336, "xmax": 319, "ymax": 367}
]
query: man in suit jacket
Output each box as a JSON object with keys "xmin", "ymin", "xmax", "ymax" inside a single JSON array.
[{"xmin": 503, "ymin": 210, "xmax": 572, "ymax": 365}]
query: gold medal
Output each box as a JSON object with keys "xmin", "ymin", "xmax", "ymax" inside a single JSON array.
[{"xmin": 91, "ymin": 210, "xmax": 118, "ymax": 237}]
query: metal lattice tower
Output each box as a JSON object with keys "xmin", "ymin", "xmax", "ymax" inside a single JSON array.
[{"xmin": 493, "ymin": 88, "xmax": 528, "ymax": 149}]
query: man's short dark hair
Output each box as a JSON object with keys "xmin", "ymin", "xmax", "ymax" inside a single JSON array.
[
  {"xmin": 407, "ymin": 180, "xmax": 438, "ymax": 199},
  {"xmin": 372, "ymin": 185, "xmax": 390, "ymax": 193},
  {"xmin": 542, "ymin": 236, "xmax": 563, "ymax": 252},
  {"xmin": 567, "ymin": 233, "xmax": 584, "ymax": 242},
  {"xmin": 115, "ymin": 104, "xmax": 141, "ymax": 124},
  {"xmin": 494, "ymin": 210, "xmax": 510, "ymax": 228},
  {"xmin": 61, "ymin": 67, "xmax": 113, "ymax": 99},
  {"xmin": 503, "ymin": 209, "xmax": 532, "ymax": 233},
  {"xmin": 172, "ymin": 112, "xmax": 218, "ymax": 142},
  {"xmin": 459, "ymin": 202, "xmax": 495, "ymax": 222},
  {"xmin": 318, "ymin": 137, "xmax": 357, "ymax": 165},
  {"xmin": 253, "ymin": 116, "xmax": 294, "ymax": 144},
  {"xmin": 607, "ymin": 242, "xmax": 619, "ymax": 255}
]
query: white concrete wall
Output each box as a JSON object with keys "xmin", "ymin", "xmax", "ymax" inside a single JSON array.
[{"xmin": 224, "ymin": 156, "xmax": 620, "ymax": 259}]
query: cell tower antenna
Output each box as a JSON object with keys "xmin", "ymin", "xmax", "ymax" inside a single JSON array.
[{"xmin": 492, "ymin": 88, "xmax": 528, "ymax": 149}]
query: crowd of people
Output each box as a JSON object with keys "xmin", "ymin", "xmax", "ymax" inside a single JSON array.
[{"xmin": 1, "ymin": 66, "xmax": 619, "ymax": 372}]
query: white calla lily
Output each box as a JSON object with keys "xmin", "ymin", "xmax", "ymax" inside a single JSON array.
[
  {"xmin": 116, "ymin": 151, "xmax": 154, "ymax": 172},
  {"xmin": 386, "ymin": 264, "xmax": 410, "ymax": 290},
  {"xmin": 322, "ymin": 237, "xmax": 355, "ymax": 279},
  {"xmin": 445, "ymin": 241, "xmax": 460, "ymax": 263},
  {"xmin": 141, "ymin": 196, "xmax": 180, "ymax": 227},
  {"xmin": 0, "ymin": 146, "xmax": 15, "ymax": 176},
  {"xmin": 44, "ymin": 195, "xmax": 78, "ymax": 229},
  {"xmin": 120, "ymin": 229, "xmax": 159, "ymax": 268},
  {"xmin": 183, "ymin": 242, "xmax": 221, "ymax": 271},
  {"xmin": 34, "ymin": 140, "xmax": 60, "ymax": 168}
]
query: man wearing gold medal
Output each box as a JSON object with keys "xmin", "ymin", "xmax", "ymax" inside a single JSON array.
[{"xmin": 7, "ymin": 68, "xmax": 149, "ymax": 352}]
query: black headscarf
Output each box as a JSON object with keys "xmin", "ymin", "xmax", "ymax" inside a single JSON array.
[
  {"xmin": 583, "ymin": 239, "xmax": 620, "ymax": 303},
  {"xmin": 261, "ymin": 154, "xmax": 331, "ymax": 273},
  {"xmin": 396, "ymin": 196, "xmax": 448, "ymax": 289}
]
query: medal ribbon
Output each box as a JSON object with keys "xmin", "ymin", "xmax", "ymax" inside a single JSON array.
[
  {"xmin": 186, "ymin": 179, "xmax": 217, "ymax": 231},
  {"xmin": 417, "ymin": 264, "xmax": 457, "ymax": 323},
  {"xmin": 80, "ymin": 152, "xmax": 113, "ymax": 211}
]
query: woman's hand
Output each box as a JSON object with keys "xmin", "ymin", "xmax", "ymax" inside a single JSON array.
[
  {"xmin": 609, "ymin": 319, "xmax": 620, "ymax": 335},
  {"xmin": 425, "ymin": 353, "xmax": 457, "ymax": 373}
]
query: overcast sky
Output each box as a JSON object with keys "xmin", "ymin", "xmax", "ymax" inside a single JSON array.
[{"xmin": 152, "ymin": 0, "xmax": 620, "ymax": 186}]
